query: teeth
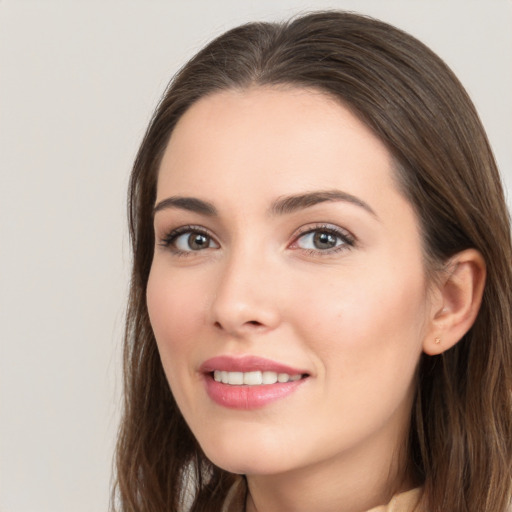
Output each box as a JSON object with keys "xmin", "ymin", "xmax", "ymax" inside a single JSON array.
[
  {"xmin": 213, "ymin": 370, "xmax": 302, "ymax": 386},
  {"xmin": 244, "ymin": 371, "xmax": 262, "ymax": 385},
  {"xmin": 262, "ymin": 371, "xmax": 278, "ymax": 384}
]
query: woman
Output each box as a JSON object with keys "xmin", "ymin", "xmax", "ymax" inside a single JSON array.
[{"xmin": 113, "ymin": 11, "xmax": 512, "ymax": 512}]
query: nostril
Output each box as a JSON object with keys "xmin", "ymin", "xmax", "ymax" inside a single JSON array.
[{"xmin": 213, "ymin": 319, "xmax": 264, "ymax": 333}]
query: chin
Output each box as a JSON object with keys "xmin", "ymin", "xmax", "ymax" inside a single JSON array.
[
  {"xmin": 199, "ymin": 435, "xmax": 295, "ymax": 476},
  {"xmin": 209, "ymin": 455, "xmax": 291, "ymax": 477}
]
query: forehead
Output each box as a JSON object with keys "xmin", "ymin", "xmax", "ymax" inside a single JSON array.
[{"xmin": 156, "ymin": 86, "xmax": 400, "ymax": 214}]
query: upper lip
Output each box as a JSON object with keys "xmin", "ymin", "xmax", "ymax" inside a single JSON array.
[{"xmin": 200, "ymin": 355, "xmax": 308, "ymax": 375}]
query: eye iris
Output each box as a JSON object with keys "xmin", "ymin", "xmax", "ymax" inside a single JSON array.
[
  {"xmin": 188, "ymin": 233, "xmax": 209, "ymax": 250},
  {"xmin": 313, "ymin": 231, "xmax": 338, "ymax": 249}
]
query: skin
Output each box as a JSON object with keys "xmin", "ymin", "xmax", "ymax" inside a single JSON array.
[{"xmin": 147, "ymin": 87, "xmax": 444, "ymax": 512}]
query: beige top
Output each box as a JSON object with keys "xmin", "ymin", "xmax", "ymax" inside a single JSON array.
[
  {"xmin": 366, "ymin": 488, "xmax": 422, "ymax": 512},
  {"xmin": 221, "ymin": 478, "xmax": 422, "ymax": 512}
]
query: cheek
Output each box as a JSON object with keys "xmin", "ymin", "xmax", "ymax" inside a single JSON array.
[
  {"xmin": 291, "ymin": 265, "xmax": 426, "ymax": 391},
  {"xmin": 146, "ymin": 264, "xmax": 216, "ymax": 422},
  {"xmin": 302, "ymin": 276, "xmax": 424, "ymax": 441},
  {"xmin": 146, "ymin": 264, "xmax": 208, "ymax": 369},
  {"xmin": 341, "ymin": 277, "xmax": 426, "ymax": 346}
]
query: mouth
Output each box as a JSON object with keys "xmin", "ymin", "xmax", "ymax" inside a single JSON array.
[
  {"xmin": 211, "ymin": 370, "xmax": 305, "ymax": 386},
  {"xmin": 200, "ymin": 356, "xmax": 310, "ymax": 409}
]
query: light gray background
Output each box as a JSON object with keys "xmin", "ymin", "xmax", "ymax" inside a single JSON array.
[{"xmin": 1, "ymin": 1, "xmax": 510, "ymax": 511}]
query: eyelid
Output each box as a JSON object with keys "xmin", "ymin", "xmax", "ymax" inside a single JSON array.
[
  {"xmin": 158, "ymin": 222, "xmax": 355, "ymax": 256},
  {"xmin": 159, "ymin": 224, "xmax": 220, "ymax": 254},
  {"xmin": 289, "ymin": 223, "xmax": 356, "ymax": 253}
]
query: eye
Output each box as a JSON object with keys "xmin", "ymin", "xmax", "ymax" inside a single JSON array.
[
  {"xmin": 174, "ymin": 232, "xmax": 215, "ymax": 251},
  {"xmin": 161, "ymin": 226, "xmax": 219, "ymax": 253},
  {"xmin": 297, "ymin": 230, "xmax": 341, "ymax": 250},
  {"xmin": 292, "ymin": 225, "xmax": 355, "ymax": 254}
]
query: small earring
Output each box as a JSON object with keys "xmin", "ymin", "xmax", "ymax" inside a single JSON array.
[{"xmin": 434, "ymin": 337, "xmax": 441, "ymax": 345}]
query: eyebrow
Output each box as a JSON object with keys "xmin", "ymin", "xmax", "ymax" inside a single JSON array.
[
  {"xmin": 153, "ymin": 196, "xmax": 218, "ymax": 216},
  {"xmin": 270, "ymin": 190, "xmax": 378, "ymax": 218},
  {"xmin": 153, "ymin": 189, "xmax": 377, "ymax": 219}
]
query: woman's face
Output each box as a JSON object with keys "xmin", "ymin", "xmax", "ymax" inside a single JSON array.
[{"xmin": 147, "ymin": 87, "xmax": 434, "ymax": 479}]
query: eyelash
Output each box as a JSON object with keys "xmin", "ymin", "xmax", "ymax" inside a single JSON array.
[
  {"xmin": 159, "ymin": 225, "xmax": 217, "ymax": 257},
  {"xmin": 290, "ymin": 224, "xmax": 356, "ymax": 256},
  {"xmin": 159, "ymin": 223, "xmax": 356, "ymax": 257}
]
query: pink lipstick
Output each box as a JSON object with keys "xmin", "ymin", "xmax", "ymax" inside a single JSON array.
[{"xmin": 200, "ymin": 356, "xmax": 309, "ymax": 409}]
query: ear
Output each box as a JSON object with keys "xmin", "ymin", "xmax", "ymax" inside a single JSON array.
[{"xmin": 423, "ymin": 249, "xmax": 486, "ymax": 356}]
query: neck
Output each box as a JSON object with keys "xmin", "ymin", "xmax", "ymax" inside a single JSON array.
[{"xmin": 245, "ymin": 420, "xmax": 413, "ymax": 512}]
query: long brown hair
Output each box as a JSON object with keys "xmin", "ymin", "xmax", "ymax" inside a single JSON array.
[{"xmin": 113, "ymin": 11, "xmax": 512, "ymax": 512}]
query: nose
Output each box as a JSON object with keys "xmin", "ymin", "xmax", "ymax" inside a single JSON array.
[{"xmin": 209, "ymin": 250, "xmax": 281, "ymax": 337}]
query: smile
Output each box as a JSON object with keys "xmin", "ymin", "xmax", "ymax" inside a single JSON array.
[
  {"xmin": 213, "ymin": 370, "xmax": 303, "ymax": 386},
  {"xmin": 201, "ymin": 356, "xmax": 310, "ymax": 409}
]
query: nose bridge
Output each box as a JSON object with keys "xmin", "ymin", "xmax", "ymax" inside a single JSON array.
[{"xmin": 210, "ymin": 241, "xmax": 280, "ymax": 334}]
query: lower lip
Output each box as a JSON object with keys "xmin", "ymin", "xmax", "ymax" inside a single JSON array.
[{"xmin": 204, "ymin": 374, "xmax": 307, "ymax": 409}]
